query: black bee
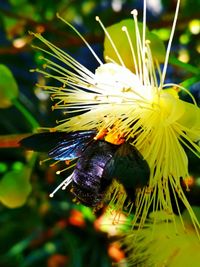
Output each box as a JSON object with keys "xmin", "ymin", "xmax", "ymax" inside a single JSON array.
[{"xmin": 20, "ymin": 130, "xmax": 150, "ymax": 207}]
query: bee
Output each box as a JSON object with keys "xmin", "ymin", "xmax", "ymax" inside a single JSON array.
[{"xmin": 20, "ymin": 130, "xmax": 150, "ymax": 207}]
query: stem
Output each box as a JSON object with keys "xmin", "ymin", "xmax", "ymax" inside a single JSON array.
[{"xmin": 12, "ymin": 98, "xmax": 39, "ymax": 130}]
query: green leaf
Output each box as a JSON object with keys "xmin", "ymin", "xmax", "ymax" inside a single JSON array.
[
  {"xmin": 0, "ymin": 64, "xmax": 19, "ymax": 108},
  {"xmin": 180, "ymin": 75, "xmax": 200, "ymax": 89},
  {"xmin": 169, "ymin": 56, "xmax": 200, "ymax": 75},
  {"xmin": 103, "ymin": 19, "xmax": 165, "ymax": 71}
]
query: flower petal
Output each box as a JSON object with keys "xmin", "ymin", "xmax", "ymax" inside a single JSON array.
[{"xmin": 177, "ymin": 100, "xmax": 200, "ymax": 141}]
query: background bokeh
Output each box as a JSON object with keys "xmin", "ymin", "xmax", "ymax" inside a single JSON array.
[{"xmin": 0, "ymin": 0, "xmax": 200, "ymax": 266}]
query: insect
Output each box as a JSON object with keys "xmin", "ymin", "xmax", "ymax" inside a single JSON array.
[{"xmin": 20, "ymin": 130, "xmax": 150, "ymax": 207}]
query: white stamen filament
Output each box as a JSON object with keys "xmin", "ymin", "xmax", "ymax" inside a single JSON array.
[
  {"xmin": 145, "ymin": 41, "xmax": 159, "ymax": 89},
  {"xmin": 142, "ymin": 0, "xmax": 147, "ymax": 82},
  {"xmin": 49, "ymin": 172, "xmax": 73, "ymax": 197},
  {"xmin": 160, "ymin": 0, "xmax": 181, "ymax": 88},
  {"xmin": 163, "ymin": 83, "xmax": 197, "ymax": 105},
  {"xmin": 122, "ymin": 26, "xmax": 139, "ymax": 76},
  {"xmin": 95, "ymin": 16, "xmax": 125, "ymax": 67},
  {"xmin": 31, "ymin": 39, "xmax": 95, "ymax": 82},
  {"xmin": 131, "ymin": 9, "xmax": 143, "ymax": 83},
  {"xmin": 56, "ymin": 13, "xmax": 103, "ymax": 66}
]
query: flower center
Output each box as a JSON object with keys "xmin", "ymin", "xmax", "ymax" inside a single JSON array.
[{"xmin": 94, "ymin": 63, "xmax": 155, "ymax": 103}]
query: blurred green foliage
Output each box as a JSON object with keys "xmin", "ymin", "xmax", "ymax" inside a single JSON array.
[
  {"xmin": 0, "ymin": 64, "xmax": 18, "ymax": 108},
  {"xmin": 0, "ymin": 0, "xmax": 200, "ymax": 266}
]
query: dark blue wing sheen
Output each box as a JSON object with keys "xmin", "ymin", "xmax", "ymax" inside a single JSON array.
[
  {"xmin": 47, "ymin": 130, "xmax": 97, "ymax": 160},
  {"xmin": 20, "ymin": 130, "xmax": 97, "ymax": 160}
]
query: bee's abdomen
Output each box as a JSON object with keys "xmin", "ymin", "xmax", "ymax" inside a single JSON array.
[{"xmin": 72, "ymin": 141, "xmax": 117, "ymax": 206}]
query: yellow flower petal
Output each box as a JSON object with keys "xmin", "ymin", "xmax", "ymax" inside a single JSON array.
[
  {"xmin": 177, "ymin": 100, "xmax": 200, "ymax": 141},
  {"xmin": 159, "ymin": 92, "xmax": 186, "ymax": 124},
  {"xmin": 123, "ymin": 211, "xmax": 200, "ymax": 267}
]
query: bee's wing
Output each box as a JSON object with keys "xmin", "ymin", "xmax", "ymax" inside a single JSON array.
[
  {"xmin": 20, "ymin": 130, "xmax": 96, "ymax": 160},
  {"xmin": 104, "ymin": 142, "xmax": 150, "ymax": 198},
  {"xmin": 48, "ymin": 131, "xmax": 97, "ymax": 160}
]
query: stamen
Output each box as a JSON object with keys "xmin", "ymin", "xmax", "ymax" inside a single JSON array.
[
  {"xmin": 56, "ymin": 13, "xmax": 103, "ymax": 66},
  {"xmin": 131, "ymin": 9, "xmax": 138, "ymax": 17},
  {"xmin": 131, "ymin": 9, "xmax": 143, "ymax": 83},
  {"xmin": 104, "ymin": 55, "xmax": 119, "ymax": 64},
  {"xmin": 39, "ymin": 158, "xmax": 53, "ymax": 165},
  {"xmin": 145, "ymin": 40, "xmax": 158, "ymax": 88},
  {"xmin": 56, "ymin": 162, "xmax": 76, "ymax": 174},
  {"xmin": 31, "ymin": 40, "xmax": 95, "ymax": 82},
  {"xmin": 142, "ymin": 0, "xmax": 147, "ymax": 80},
  {"xmin": 49, "ymin": 172, "xmax": 73, "ymax": 197},
  {"xmin": 50, "ymin": 160, "xmax": 61, "ymax": 167},
  {"xmin": 178, "ymin": 132, "xmax": 200, "ymax": 157},
  {"xmin": 41, "ymin": 56, "xmax": 94, "ymax": 84},
  {"xmin": 95, "ymin": 16, "xmax": 125, "ymax": 67},
  {"xmin": 122, "ymin": 26, "xmax": 139, "ymax": 76},
  {"xmin": 170, "ymin": 175, "xmax": 200, "ymax": 239},
  {"xmin": 169, "ymin": 175, "xmax": 185, "ymax": 229},
  {"xmin": 160, "ymin": 0, "xmax": 181, "ymax": 87},
  {"xmin": 163, "ymin": 83, "xmax": 197, "ymax": 106},
  {"xmin": 155, "ymin": 60, "xmax": 162, "ymax": 95}
]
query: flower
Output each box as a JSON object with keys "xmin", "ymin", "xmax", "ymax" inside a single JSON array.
[
  {"xmin": 122, "ymin": 209, "xmax": 200, "ymax": 266},
  {"xmin": 31, "ymin": 0, "xmax": 200, "ymax": 234}
]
